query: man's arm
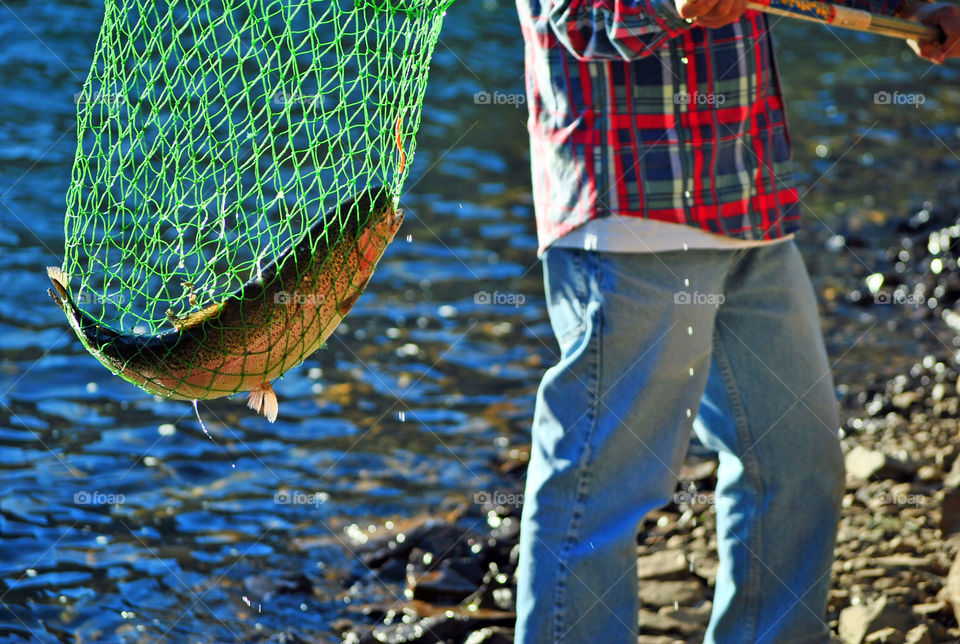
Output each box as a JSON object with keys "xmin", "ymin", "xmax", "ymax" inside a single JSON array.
[{"xmin": 546, "ymin": 0, "xmax": 745, "ymax": 60}]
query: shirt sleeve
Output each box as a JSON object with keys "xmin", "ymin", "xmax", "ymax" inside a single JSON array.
[{"xmin": 547, "ymin": 0, "xmax": 693, "ymax": 61}]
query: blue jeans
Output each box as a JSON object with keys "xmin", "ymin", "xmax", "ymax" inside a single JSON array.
[{"xmin": 514, "ymin": 241, "xmax": 844, "ymax": 644}]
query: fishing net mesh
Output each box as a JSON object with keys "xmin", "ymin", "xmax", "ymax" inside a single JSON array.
[
  {"xmin": 55, "ymin": 0, "xmax": 449, "ymax": 407},
  {"xmin": 64, "ymin": 0, "xmax": 447, "ymax": 330}
]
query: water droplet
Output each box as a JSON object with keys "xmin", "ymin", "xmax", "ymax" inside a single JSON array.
[{"xmin": 192, "ymin": 400, "xmax": 216, "ymax": 442}]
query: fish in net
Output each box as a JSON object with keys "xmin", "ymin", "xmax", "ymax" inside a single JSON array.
[{"xmin": 46, "ymin": 0, "xmax": 451, "ymax": 421}]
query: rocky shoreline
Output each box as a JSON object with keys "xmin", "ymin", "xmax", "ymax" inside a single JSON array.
[
  {"xmin": 245, "ymin": 202, "xmax": 960, "ymax": 644},
  {"xmin": 327, "ymin": 361, "xmax": 960, "ymax": 644}
]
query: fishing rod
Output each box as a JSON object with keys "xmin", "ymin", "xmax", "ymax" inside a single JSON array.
[{"xmin": 746, "ymin": 0, "xmax": 941, "ymax": 40}]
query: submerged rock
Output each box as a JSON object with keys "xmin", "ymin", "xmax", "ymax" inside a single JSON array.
[{"xmin": 242, "ymin": 572, "xmax": 312, "ymax": 601}]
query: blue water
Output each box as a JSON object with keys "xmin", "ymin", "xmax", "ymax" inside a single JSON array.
[{"xmin": 1, "ymin": 0, "xmax": 958, "ymax": 640}]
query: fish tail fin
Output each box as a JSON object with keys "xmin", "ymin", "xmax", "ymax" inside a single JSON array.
[
  {"xmin": 247, "ymin": 382, "xmax": 279, "ymax": 423},
  {"xmin": 46, "ymin": 266, "xmax": 69, "ymax": 298},
  {"xmin": 46, "ymin": 266, "xmax": 73, "ymax": 313}
]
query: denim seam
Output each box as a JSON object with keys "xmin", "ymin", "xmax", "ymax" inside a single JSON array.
[
  {"xmin": 711, "ymin": 332, "xmax": 764, "ymax": 644},
  {"xmin": 552, "ymin": 250, "xmax": 603, "ymax": 643}
]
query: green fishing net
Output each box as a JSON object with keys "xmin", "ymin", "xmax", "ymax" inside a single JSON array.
[{"xmin": 53, "ymin": 0, "xmax": 450, "ymax": 415}]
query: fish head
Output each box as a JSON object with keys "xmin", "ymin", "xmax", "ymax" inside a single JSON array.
[
  {"xmin": 385, "ymin": 207, "xmax": 404, "ymax": 244},
  {"xmin": 361, "ymin": 191, "xmax": 404, "ymax": 247},
  {"xmin": 350, "ymin": 193, "xmax": 404, "ymax": 276}
]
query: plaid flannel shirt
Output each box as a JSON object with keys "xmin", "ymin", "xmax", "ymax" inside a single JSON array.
[{"xmin": 517, "ymin": 0, "xmax": 906, "ymax": 253}]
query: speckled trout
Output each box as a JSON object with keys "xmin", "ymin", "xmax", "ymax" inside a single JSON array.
[{"xmin": 46, "ymin": 188, "xmax": 403, "ymax": 422}]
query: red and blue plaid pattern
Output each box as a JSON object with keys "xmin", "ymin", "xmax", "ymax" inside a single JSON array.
[{"xmin": 518, "ymin": 0, "xmax": 905, "ymax": 253}]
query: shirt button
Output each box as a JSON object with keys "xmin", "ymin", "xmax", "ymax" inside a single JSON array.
[
  {"xmin": 684, "ymin": 190, "xmax": 691, "ymax": 199},
  {"xmin": 681, "ymin": 57, "xmax": 689, "ymax": 64}
]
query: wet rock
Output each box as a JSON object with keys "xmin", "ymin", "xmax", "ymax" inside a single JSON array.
[
  {"xmin": 838, "ymin": 596, "xmax": 913, "ymax": 644},
  {"xmin": 242, "ymin": 572, "xmax": 312, "ymax": 601},
  {"xmin": 890, "ymin": 392, "xmax": 920, "ymax": 412},
  {"xmin": 360, "ymin": 520, "xmax": 485, "ymax": 574},
  {"xmin": 636, "ymin": 550, "xmax": 690, "ymax": 581},
  {"xmin": 406, "ymin": 554, "xmax": 482, "ymax": 604},
  {"xmin": 688, "ymin": 551, "xmax": 718, "ymax": 587},
  {"xmin": 638, "ymin": 608, "xmax": 700, "ymax": 637},
  {"xmin": 263, "ymin": 631, "xmax": 307, "ymax": 644},
  {"xmin": 944, "ymin": 550, "xmax": 960, "ymax": 623},
  {"xmin": 463, "ymin": 626, "xmax": 513, "ymax": 644},
  {"xmin": 864, "ymin": 627, "xmax": 905, "ymax": 644},
  {"xmin": 462, "ymin": 568, "xmax": 516, "ymax": 613},
  {"xmin": 911, "ymin": 600, "xmax": 947, "ymax": 618},
  {"xmin": 904, "ymin": 624, "xmax": 932, "ymax": 644},
  {"xmin": 656, "ymin": 600, "xmax": 712, "ymax": 628},
  {"xmin": 845, "ymin": 446, "xmax": 914, "ymax": 482},
  {"xmin": 870, "ymin": 554, "xmax": 935, "ymax": 572},
  {"xmin": 373, "ymin": 555, "xmax": 409, "ymax": 581},
  {"xmin": 943, "ymin": 455, "xmax": 960, "ymax": 488},
  {"xmin": 679, "ymin": 459, "xmax": 718, "ymax": 483},
  {"xmin": 348, "ymin": 611, "xmax": 514, "ymax": 644},
  {"xmin": 939, "ymin": 487, "xmax": 960, "ymax": 534},
  {"xmin": 638, "ymin": 580, "xmax": 704, "ymax": 608}
]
